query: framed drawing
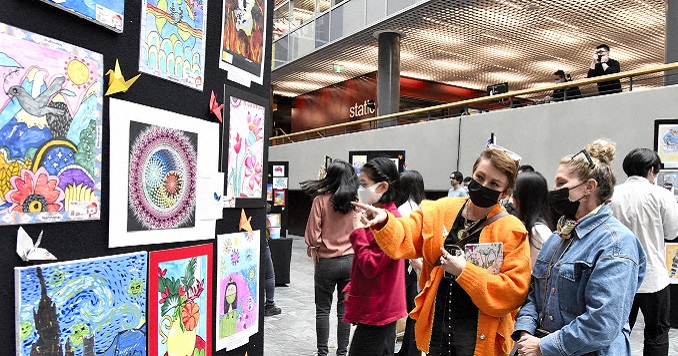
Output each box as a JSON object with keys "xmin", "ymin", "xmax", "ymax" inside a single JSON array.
[
  {"xmin": 266, "ymin": 183, "xmax": 273, "ymax": 201},
  {"xmin": 272, "ymin": 164, "xmax": 285, "ymax": 177},
  {"xmin": 109, "ymin": 98, "xmax": 220, "ymax": 247},
  {"xmin": 0, "ymin": 23, "xmax": 103, "ymax": 226},
  {"xmin": 223, "ymin": 95, "xmax": 267, "ymax": 207},
  {"xmin": 273, "ymin": 190, "xmax": 285, "ymax": 206},
  {"xmin": 219, "ymin": 0, "xmax": 268, "ymax": 86},
  {"xmin": 272, "ymin": 177, "xmax": 287, "ymax": 190},
  {"xmin": 39, "ymin": 0, "xmax": 124, "ymax": 32},
  {"xmin": 16, "ymin": 252, "xmax": 148, "ymax": 356},
  {"xmin": 139, "ymin": 0, "xmax": 207, "ymax": 90},
  {"xmin": 149, "ymin": 244, "xmax": 213, "ymax": 356},
  {"xmin": 654, "ymin": 119, "xmax": 678, "ymax": 168},
  {"xmin": 656, "ymin": 169, "xmax": 678, "ymax": 201},
  {"xmin": 666, "ymin": 243, "xmax": 678, "ymax": 284},
  {"xmin": 216, "ymin": 231, "xmax": 260, "ymax": 350}
]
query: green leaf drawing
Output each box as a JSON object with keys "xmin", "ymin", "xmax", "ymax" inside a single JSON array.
[
  {"xmin": 182, "ymin": 257, "xmax": 197, "ymax": 289},
  {"xmin": 161, "ymin": 295, "xmax": 181, "ymax": 317}
]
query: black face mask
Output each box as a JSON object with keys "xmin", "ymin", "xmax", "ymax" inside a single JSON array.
[
  {"xmin": 549, "ymin": 182, "xmax": 586, "ymax": 219},
  {"xmin": 468, "ymin": 178, "xmax": 501, "ymax": 208}
]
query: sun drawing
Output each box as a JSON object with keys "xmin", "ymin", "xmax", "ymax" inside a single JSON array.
[{"xmin": 63, "ymin": 57, "xmax": 94, "ymax": 89}]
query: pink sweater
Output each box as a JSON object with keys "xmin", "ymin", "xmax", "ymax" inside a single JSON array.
[{"xmin": 304, "ymin": 194, "xmax": 355, "ymax": 259}]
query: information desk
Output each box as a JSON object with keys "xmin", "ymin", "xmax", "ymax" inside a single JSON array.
[{"xmin": 269, "ymin": 238, "xmax": 293, "ymax": 286}]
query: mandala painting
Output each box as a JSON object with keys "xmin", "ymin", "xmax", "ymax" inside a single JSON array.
[{"xmin": 127, "ymin": 121, "xmax": 198, "ymax": 231}]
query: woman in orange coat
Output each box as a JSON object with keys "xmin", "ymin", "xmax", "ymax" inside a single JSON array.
[{"xmin": 355, "ymin": 146, "xmax": 532, "ymax": 356}]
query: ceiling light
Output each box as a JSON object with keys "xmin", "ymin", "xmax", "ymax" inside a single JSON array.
[{"xmin": 332, "ymin": 64, "xmax": 344, "ymax": 73}]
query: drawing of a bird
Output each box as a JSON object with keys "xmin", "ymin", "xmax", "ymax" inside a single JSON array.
[
  {"xmin": 6, "ymin": 76, "xmax": 66, "ymax": 117},
  {"xmin": 105, "ymin": 59, "xmax": 140, "ymax": 96}
]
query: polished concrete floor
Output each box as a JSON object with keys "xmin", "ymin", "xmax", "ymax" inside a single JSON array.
[{"xmin": 264, "ymin": 235, "xmax": 678, "ymax": 356}]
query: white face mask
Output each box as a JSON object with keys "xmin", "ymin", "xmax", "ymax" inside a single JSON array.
[{"xmin": 357, "ymin": 183, "xmax": 383, "ymax": 205}]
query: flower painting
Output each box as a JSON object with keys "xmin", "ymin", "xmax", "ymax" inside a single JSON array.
[
  {"xmin": 226, "ymin": 97, "xmax": 264, "ymax": 201},
  {"xmin": 0, "ymin": 23, "xmax": 103, "ymax": 225},
  {"xmin": 16, "ymin": 252, "xmax": 147, "ymax": 356},
  {"xmin": 149, "ymin": 244, "xmax": 213, "ymax": 356},
  {"xmin": 216, "ymin": 231, "xmax": 260, "ymax": 351}
]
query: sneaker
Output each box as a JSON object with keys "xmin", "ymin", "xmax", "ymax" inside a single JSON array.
[{"xmin": 264, "ymin": 304, "xmax": 282, "ymax": 317}]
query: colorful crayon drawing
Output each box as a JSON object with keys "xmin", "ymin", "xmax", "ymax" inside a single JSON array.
[
  {"xmin": 0, "ymin": 23, "xmax": 103, "ymax": 226},
  {"xmin": 15, "ymin": 252, "xmax": 148, "ymax": 356},
  {"xmin": 139, "ymin": 0, "xmax": 207, "ymax": 90},
  {"xmin": 216, "ymin": 231, "xmax": 260, "ymax": 351},
  {"xmin": 39, "ymin": 0, "xmax": 125, "ymax": 32},
  {"xmin": 273, "ymin": 190, "xmax": 285, "ymax": 206},
  {"xmin": 149, "ymin": 244, "xmax": 213, "ymax": 356},
  {"xmin": 225, "ymin": 97, "xmax": 264, "ymax": 200},
  {"xmin": 127, "ymin": 121, "xmax": 198, "ymax": 231},
  {"xmin": 219, "ymin": 0, "xmax": 267, "ymax": 85}
]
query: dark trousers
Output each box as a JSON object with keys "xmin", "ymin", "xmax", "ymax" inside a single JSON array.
[
  {"xmin": 263, "ymin": 243, "xmax": 276, "ymax": 306},
  {"xmin": 397, "ymin": 267, "xmax": 421, "ymax": 356},
  {"xmin": 629, "ymin": 285, "xmax": 671, "ymax": 356},
  {"xmin": 315, "ymin": 255, "xmax": 353, "ymax": 356},
  {"xmin": 427, "ymin": 317, "xmax": 477, "ymax": 356},
  {"xmin": 348, "ymin": 321, "xmax": 397, "ymax": 356}
]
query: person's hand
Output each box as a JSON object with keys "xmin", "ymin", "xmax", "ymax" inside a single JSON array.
[
  {"xmin": 353, "ymin": 210, "xmax": 366, "ymax": 230},
  {"xmin": 439, "ymin": 247, "xmax": 466, "ymax": 277},
  {"xmin": 516, "ymin": 334, "xmax": 542, "ymax": 356},
  {"xmin": 592, "ymin": 52, "xmax": 600, "ymax": 61},
  {"xmin": 601, "ymin": 55, "xmax": 609, "ymax": 63},
  {"xmin": 409, "ymin": 258, "xmax": 423, "ymax": 274},
  {"xmin": 352, "ymin": 202, "xmax": 387, "ymax": 228}
]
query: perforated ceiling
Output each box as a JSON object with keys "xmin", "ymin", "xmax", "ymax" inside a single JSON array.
[{"xmin": 271, "ymin": 0, "xmax": 666, "ymax": 97}]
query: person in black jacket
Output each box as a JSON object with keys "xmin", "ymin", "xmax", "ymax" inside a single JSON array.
[
  {"xmin": 587, "ymin": 44, "xmax": 621, "ymax": 95},
  {"xmin": 551, "ymin": 70, "xmax": 582, "ymax": 101}
]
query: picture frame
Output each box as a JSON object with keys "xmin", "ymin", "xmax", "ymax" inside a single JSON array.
[
  {"xmin": 653, "ymin": 119, "xmax": 678, "ymax": 168},
  {"xmin": 267, "ymin": 183, "xmax": 273, "ymax": 201},
  {"xmin": 656, "ymin": 169, "xmax": 678, "ymax": 201},
  {"xmin": 273, "ymin": 190, "xmax": 286, "ymax": 206},
  {"xmin": 149, "ymin": 244, "xmax": 213, "ymax": 356},
  {"xmin": 272, "ymin": 177, "xmax": 288, "ymax": 190},
  {"xmin": 272, "ymin": 165, "xmax": 285, "ymax": 177},
  {"xmin": 666, "ymin": 243, "xmax": 678, "ymax": 284}
]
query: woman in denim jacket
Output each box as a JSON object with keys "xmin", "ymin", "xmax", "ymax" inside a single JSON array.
[{"xmin": 513, "ymin": 138, "xmax": 647, "ymax": 356}]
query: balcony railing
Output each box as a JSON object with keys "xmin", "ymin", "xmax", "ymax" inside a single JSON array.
[{"xmin": 270, "ymin": 62, "xmax": 678, "ymax": 145}]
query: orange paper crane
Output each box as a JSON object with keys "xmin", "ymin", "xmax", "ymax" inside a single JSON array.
[
  {"xmin": 105, "ymin": 59, "xmax": 141, "ymax": 96},
  {"xmin": 239, "ymin": 209, "xmax": 253, "ymax": 233},
  {"xmin": 210, "ymin": 90, "xmax": 224, "ymax": 123}
]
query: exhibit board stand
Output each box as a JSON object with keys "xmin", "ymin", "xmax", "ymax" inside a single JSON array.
[{"xmin": 0, "ymin": 0, "xmax": 274, "ymax": 355}]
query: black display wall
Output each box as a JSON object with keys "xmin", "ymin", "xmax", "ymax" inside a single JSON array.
[{"xmin": 0, "ymin": 0, "xmax": 273, "ymax": 354}]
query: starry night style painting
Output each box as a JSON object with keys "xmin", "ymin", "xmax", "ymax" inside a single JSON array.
[
  {"xmin": 15, "ymin": 252, "xmax": 148, "ymax": 356},
  {"xmin": 0, "ymin": 23, "xmax": 103, "ymax": 226}
]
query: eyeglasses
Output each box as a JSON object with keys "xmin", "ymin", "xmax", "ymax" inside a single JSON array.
[
  {"xmin": 486, "ymin": 143, "xmax": 522, "ymax": 163},
  {"xmin": 596, "ymin": 50, "xmax": 608, "ymax": 55},
  {"xmin": 571, "ymin": 149, "xmax": 595, "ymax": 169}
]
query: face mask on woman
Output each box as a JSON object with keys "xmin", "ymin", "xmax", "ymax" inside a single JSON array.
[
  {"xmin": 468, "ymin": 178, "xmax": 501, "ymax": 208},
  {"xmin": 549, "ymin": 181, "xmax": 587, "ymax": 219},
  {"xmin": 357, "ymin": 183, "xmax": 383, "ymax": 205}
]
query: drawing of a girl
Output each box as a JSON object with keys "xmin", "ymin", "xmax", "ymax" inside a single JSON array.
[{"xmin": 220, "ymin": 277, "xmax": 238, "ymax": 337}]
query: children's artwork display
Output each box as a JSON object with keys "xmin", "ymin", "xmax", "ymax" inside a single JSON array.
[
  {"xmin": 216, "ymin": 230, "xmax": 260, "ymax": 350},
  {"xmin": 273, "ymin": 190, "xmax": 285, "ymax": 206},
  {"xmin": 139, "ymin": 0, "xmax": 207, "ymax": 90},
  {"xmin": 225, "ymin": 96, "xmax": 265, "ymax": 201},
  {"xmin": 109, "ymin": 98, "xmax": 220, "ymax": 247},
  {"xmin": 15, "ymin": 252, "xmax": 148, "ymax": 356},
  {"xmin": 0, "ymin": 23, "xmax": 103, "ymax": 226},
  {"xmin": 39, "ymin": 0, "xmax": 124, "ymax": 32},
  {"xmin": 654, "ymin": 119, "xmax": 678, "ymax": 168},
  {"xmin": 272, "ymin": 177, "xmax": 287, "ymax": 190},
  {"xmin": 219, "ymin": 0, "xmax": 267, "ymax": 86},
  {"xmin": 149, "ymin": 244, "xmax": 213, "ymax": 356},
  {"xmin": 657, "ymin": 169, "xmax": 678, "ymax": 202}
]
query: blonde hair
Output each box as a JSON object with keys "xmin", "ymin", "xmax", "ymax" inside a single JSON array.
[{"xmin": 559, "ymin": 138, "xmax": 617, "ymax": 202}]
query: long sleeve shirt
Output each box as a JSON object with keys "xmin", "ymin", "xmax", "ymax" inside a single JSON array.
[{"xmin": 304, "ymin": 194, "xmax": 354, "ymax": 259}]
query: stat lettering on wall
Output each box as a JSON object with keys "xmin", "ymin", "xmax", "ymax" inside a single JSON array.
[{"xmin": 349, "ymin": 100, "xmax": 376, "ymax": 118}]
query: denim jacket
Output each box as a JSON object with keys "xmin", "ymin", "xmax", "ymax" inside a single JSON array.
[{"xmin": 513, "ymin": 205, "xmax": 646, "ymax": 356}]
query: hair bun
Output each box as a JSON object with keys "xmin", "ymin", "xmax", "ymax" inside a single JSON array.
[{"xmin": 585, "ymin": 138, "xmax": 616, "ymax": 165}]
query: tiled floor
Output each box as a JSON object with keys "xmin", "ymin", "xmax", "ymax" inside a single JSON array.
[{"xmin": 264, "ymin": 235, "xmax": 678, "ymax": 356}]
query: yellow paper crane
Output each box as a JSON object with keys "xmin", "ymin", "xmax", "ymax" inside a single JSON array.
[
  {"xmin": 105, "ymin": 59, "xmax": 141, "ymax": 96},
  {"xmin": 239, "ymin": 209, "xmax": 253, "ymax": 233}
]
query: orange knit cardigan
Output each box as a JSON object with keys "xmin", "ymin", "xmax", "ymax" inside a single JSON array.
[{"xmin": 371, "ymin": 197, "xmax": 531, "ymax": 355}]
